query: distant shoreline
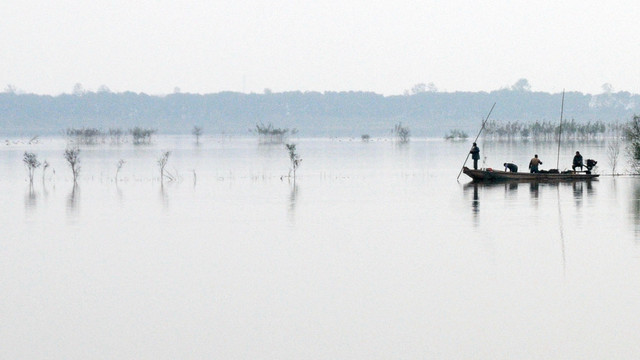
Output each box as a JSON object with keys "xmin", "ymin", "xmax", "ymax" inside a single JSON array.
[{"xmin": 1, "ymin": 90, "xmax": 637, "ymax": 137}]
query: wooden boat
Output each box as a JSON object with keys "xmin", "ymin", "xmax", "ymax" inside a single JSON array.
[
  {"xmin": 460, "ymin": 94, "xmax": 599, "ymax": 183},
  {"xmin": 463, "ymin": 166, "xmax": 599, "ymax": 182}
]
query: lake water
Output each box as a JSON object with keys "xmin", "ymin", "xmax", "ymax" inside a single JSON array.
[{"xmin": 2, "ymin": 136, "xmax": 640, "ymax": 359}]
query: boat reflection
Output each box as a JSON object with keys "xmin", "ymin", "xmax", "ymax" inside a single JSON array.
[
  {"xmin": 464, "ymin": 181, "xmax": 521, "ymax": 199},
  {"xmin": 572, "ymin": 181, "xmax": 584, "ymax": 207},
  {"xmin": 471, "ymin": 183, "xmax": 479, "ymax": 211},
  {"xmin": 586, "ymin": 180, "xmax": 595, "ymax": 195},
  {"xmin": 462, "ymin": 183, "xmax": 481, "ymax": 226},
  {"xmin": 530, "ymin": 182, "xmax": 539, "ymax": 198},
  {"xmin": 464, "ymin": 179, "xmax": 598, "ymax": 204}
]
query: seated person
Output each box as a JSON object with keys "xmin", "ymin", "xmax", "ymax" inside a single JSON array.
[
  {"xmin": 503, "ymin": 162, "xmax": 518, "ymax": 172},
  {"xmin": 572, "ymin": 151, "xmax": 584, "ymax": 171}
]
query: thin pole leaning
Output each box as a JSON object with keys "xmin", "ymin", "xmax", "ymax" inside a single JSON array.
[
  {"xmin": 556, "ymin": 90, "xmax": 565, "ymax": 170},
  {"xmin": 457, "ymin": 102, "xmax": 496, "ymax": 180}
]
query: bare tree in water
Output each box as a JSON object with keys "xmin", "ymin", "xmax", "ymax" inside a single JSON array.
[
  {"xmin": 23, "ymin": 152, "xmax": 41, "ymax": 184},
  {"xmin": 624, "ymin": 115, "xmax": 640, "ymax": 174},
  {"xmin": 158, "ymin": 151, "xmax": 171, "ymax": 183},
  {"xmin": 285, "ymin": 143, "xmax": 302, "ymax": 180},
  {"xmin": 192, "ymin": 126, "xmax": 203, "ymax": 144},
  {"xmin": 64, "ymin": 146, "xmax": 81, "ymax": 183},
  {"xmin": 608, "ymin": 138, "xmax": 621, "ymax": 175},
  {"xmin": 116, "ymin": 159, "xmax": 126, "ymax": 182},
  {"xmin": 394, "ymin": 122, "xmax": 410, "ymax": 143},
  {"xmin": 42, "ymin": 160, "xmax": 49, "ymax": 183}
]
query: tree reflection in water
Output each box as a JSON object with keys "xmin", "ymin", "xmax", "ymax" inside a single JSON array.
[
  {"xmin": 288, "ymin": 183, "xmax": 299, "ymax": 224},
  {"xmin": 632, "ymin": 181, "xmax": 640, "ymax": 239},
  {"xmin": 159, "ymin": 183, "xmax": 169, "ymax": 209},
  {"xmin": 66, "ymin": 184, "xmax": 79, "ymax": 218},
  {"xmin": 25, "ymin": 184, "xmax": 37, "ymax": 213}
]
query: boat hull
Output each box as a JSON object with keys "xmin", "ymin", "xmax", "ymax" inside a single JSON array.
[{"xmin": 463, "ymin": 167, "xmax": 599, "ymax": 182}]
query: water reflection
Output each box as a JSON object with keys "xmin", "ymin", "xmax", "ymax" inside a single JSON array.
[
  {"xmin": 556, "ymin": 186, "xmax": 566, "ymax": 276},
  {"xmin": 42, "ymin": 179, "xmax": 49, "ymax": 199},
  {"xmin": 464, "ymin": 180, "xmax": 600, "ymax": 227},
  {"xmin": 66, "ymin": 184, "xmax": 79, "ymax": 217},
  {"xmin": 632, "ymin": 181, "xmax": 640, "ymax": 239},
  {"xmin": 159, "ymin": 183, "xmax": 169, "ymax": 209},
  {"xmin": 529, "ymin": 182, "xmax": 539, "ymax": 199},
  {"xmin": 288, "ymin": 183, "xmax": 299, "ymax": 223},
  {"xmin": 471, "ymin": 183, "xmax": 479, "ymax": 213},
  {"xmin": 257, "ymin": 142, "xmax": 286, "ymax": 155},
  {"xmin": 569, "ymin": 180, "xmax": 596, "ymax": 208},
  {"xmin": 462, "ymin": 183, "xmax": 481, "ymax": 226},
  {"xmin": 24, "ymin": 185, "xmax": 37, "ymax": 213},
  {"xmin": 465, "ymin": 181, "xmax": 519, "ymax": 192},
  {"xmin": 572, "ymin": 182, "xmax": 584, "ymax": 207},
  {"xmin": 116, "ymin": 182, "xmax": 124, "ymax": 205},
  {"xmin": 586, "ymin": 180, "xmax": 595, "ymax": 196},
  {"xmin": 463, "ymin": 181, "xmax": 524, "ymax": 225}
]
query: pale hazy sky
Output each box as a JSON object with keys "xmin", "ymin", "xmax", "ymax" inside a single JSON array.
[{"xmin": 2, "ymin": 0, "xmax": 639, "ymax": 95}]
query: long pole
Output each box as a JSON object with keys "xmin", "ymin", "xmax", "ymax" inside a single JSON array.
[
  {"xmin": 556, "ymin": 90, "xmax": 565, "ymax": 170},
  {"xmin": 457, "ymin": 102, "xmax": 496, "ymax": 180}
]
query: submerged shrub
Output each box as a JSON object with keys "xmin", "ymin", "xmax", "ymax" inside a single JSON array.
[
  {"xmin": 444, "ymin": 129, "xmax": 468, "ymax": 141},
  {"xmin": 285, "ymin": 143, "xmax": 301, "ymax": 180},
  {"xmin": 64, "ymin": 146, "xmax": 81, "ymax": 183},
  {"xmin": 23, "ymin": 151, "xmax": 41, "ymax": 183},
  {"xmin": 253, "ymin": 123, "xmax": 292, "ymax": 144},
  {"xmin": 130, "ymin": 127, "xmax": 157, "ymax": 144},
  {"xmin": 624, "ymin": 115, "xmax": 640, "ymax": 173},
  {"xmin": 394, "ymin": 122, "xmax": 410, "ymax": 143},
  {"xmin": 66, "ymin": 127, "xmax": 103, "ymax": 145},
  {"xmin": 192, "ymin": 125, "xmax": 203, "ymax": 144}
]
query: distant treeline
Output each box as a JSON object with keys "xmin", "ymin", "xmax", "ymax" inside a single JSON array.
[{"xmin": 1, "ymin": 88, "xmax": 639, "ymax": 136}]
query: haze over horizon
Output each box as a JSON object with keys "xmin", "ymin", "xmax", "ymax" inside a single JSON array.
[{"xmin": 2, "ymin": 0, "xmax": 639, "ymax": 96}]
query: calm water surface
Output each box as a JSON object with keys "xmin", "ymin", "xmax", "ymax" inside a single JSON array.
[{"xmin": 2, "ymin": 136, "xmax": 640, "ymax": 359}]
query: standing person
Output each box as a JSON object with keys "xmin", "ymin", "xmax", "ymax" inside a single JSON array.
[
  {"xmin": 529, "ymin": 154, "xmax": 542, "ymax": 173},
  {"xmin": 470, "ymin": 142, "xmax": 480, "ymax": 170},
  {"xmin": 572, "ymin": 151, "xmax": 584, "ymax": 171}
]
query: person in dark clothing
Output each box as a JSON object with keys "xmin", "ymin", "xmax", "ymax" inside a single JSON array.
[
  {"xmin": 470, "ymin": 143, "xmax": 480, "ymax": 170},
  {"xmin": 572, "ymin": 151, "xmax": 584, "ymax": 171},
  {"xmin": 504, "ymin": 162, "xmax": 518, "ymax": 172},
  {"xmin": 529, "ymin": 154, "xmax": 542, "ymax": 173}
]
